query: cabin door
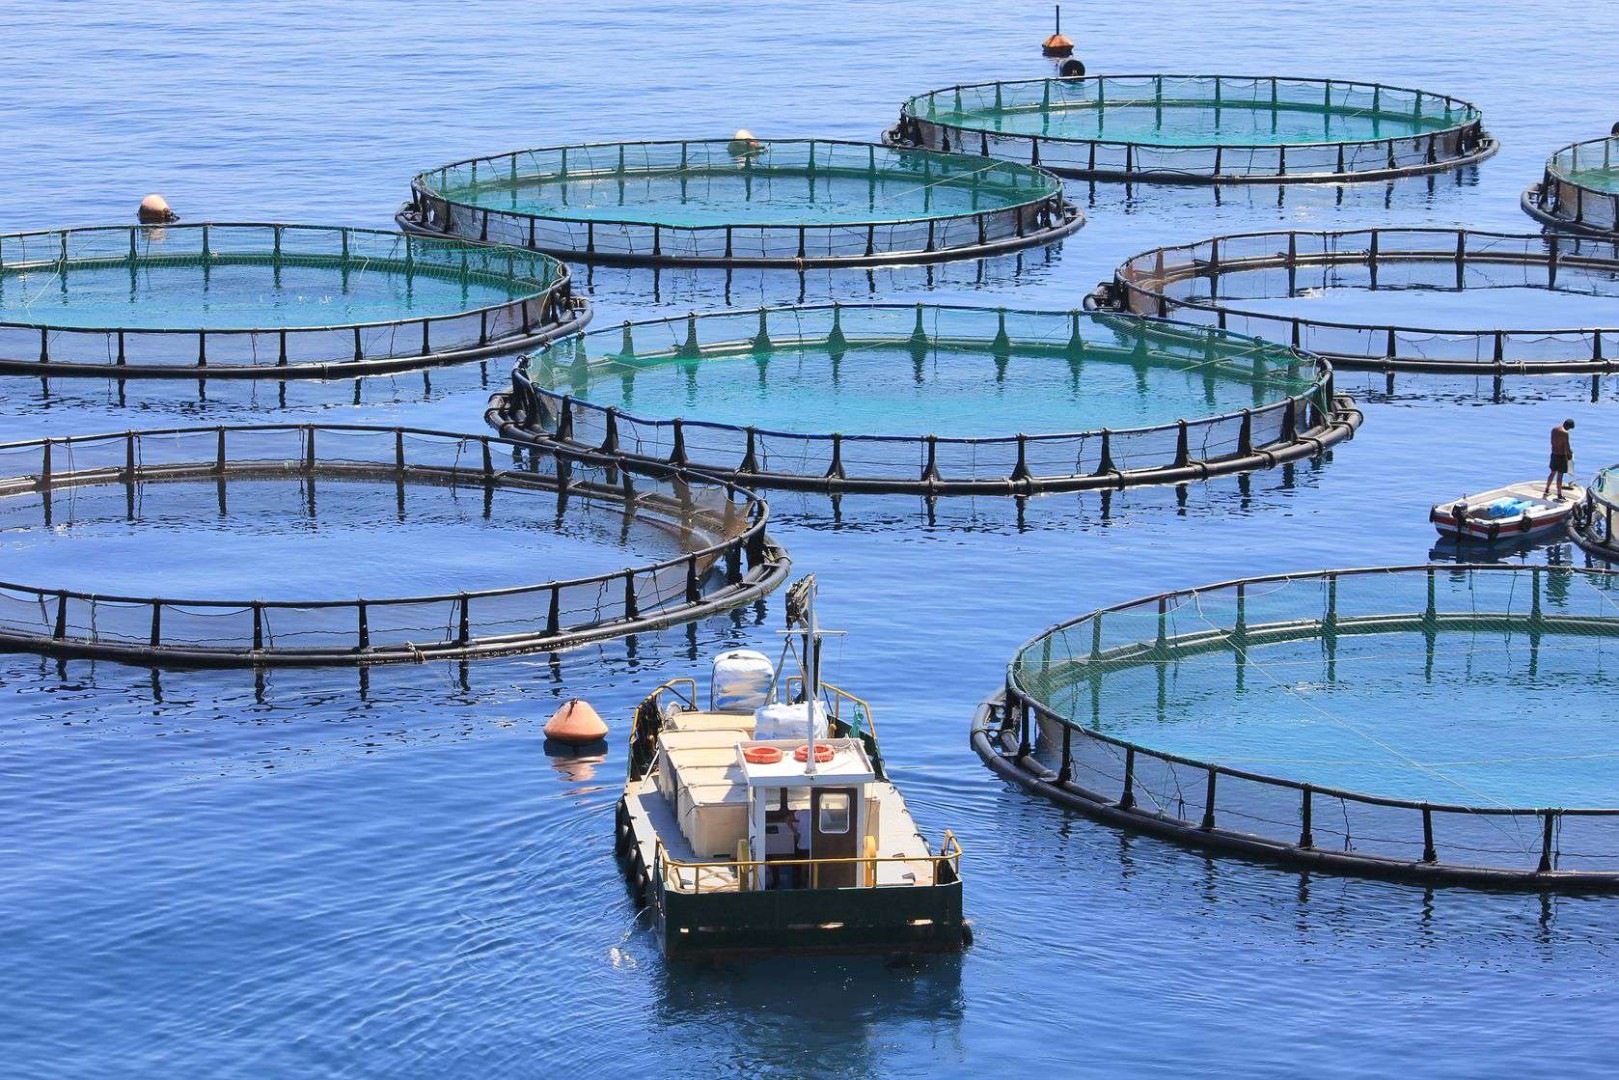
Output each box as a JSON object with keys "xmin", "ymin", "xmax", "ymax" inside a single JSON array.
[{"xmin": 810, "ymin": 787, "xmax": 858, "ymax": 888}]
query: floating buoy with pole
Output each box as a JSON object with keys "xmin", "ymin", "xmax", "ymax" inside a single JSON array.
[
  {"xmin": 544, "ymin": 697, "xmax": 609, "ymax": 746},
  {"xmin": 1041, "ymin": 4, "xmax": 1074, "ymax": 58}
]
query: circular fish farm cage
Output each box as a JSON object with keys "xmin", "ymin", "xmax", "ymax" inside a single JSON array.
[
  {"xmin": 0, "ymin": 225, "xmax": 585, "ymax": 380},
  {"xmin": 973, "ymin": 565, "xmax": 1619, "ymax": 890},
  {"xmin": 887, "ymin": 75, "xmax": 1496, "ymax": 184},
  {"xmin": 397, "ymin": 138, "xmax": 1083, "ymax": 267},
  {"xmin": 1104, "ymin": 228, "xmax": 1619, "ymax": 379},
  {"xmin": 0, "ymin": 425, "xmax": 787, "ymax": 667},
  {"xmin": 1524, "ymin": 135, "xmax": 1619, "ymax": 238},
  {"xmin": 1571, "ymin": 466, "xmax": 1619, "ymax": 558},
  {"xmin": 488, "ymin": 304, "xmax": 1362, "ymax": 496}
]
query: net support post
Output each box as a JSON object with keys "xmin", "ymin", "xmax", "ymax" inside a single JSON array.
[
  {"xmin": 826, "ymin": 433, "xmax": 846, "ymax": 480},
  {"xmin": 685, "ymin": 553, "xmax": 701, "ymax": 604},
  {"xmin": 1201, "ymin": 769, "xmax": 1217, "ymax": 830},
  {"xmin": 623, "ymin": 569, "xmax": 639, "ymax": 622},
  {"xmin": 1298, "ymin": 785, "xmax": 1314, "ymax": 848},
  {"xmin": 545, "ymin": 587, "xmax": 562, "ymax": 637},
  {"xmin": 1094, "ymin": 429, "xmax": 1116, "ymax": 476}
]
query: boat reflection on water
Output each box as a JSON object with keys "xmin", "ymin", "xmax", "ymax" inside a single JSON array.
[
  {"xmin": 1427, "ymin": 534, "xmax": 1576, "ymax": 565},
  {"xmin": 652, "ymin": 951, "xmax": 965, "ymax": 1071}
]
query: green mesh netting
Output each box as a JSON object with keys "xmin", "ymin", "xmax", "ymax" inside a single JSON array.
[
  {"xmin": 1014, "ymin": 566, "xmax": 1619, "ymax": 810},
  {"xmin": 420, "ymin": 139, "xmax": 1060, "ymax": 229},
  {"xmin": 505, "ymin": 304, "xmax": 1343, "ymax": 491},
  {"xmin": 896, "ymin": 75, "xmax": 1491, "ymax": 181},
  {"xmin": 530, "ymin": 304, "xmax": 1317, "ymax": 437}
]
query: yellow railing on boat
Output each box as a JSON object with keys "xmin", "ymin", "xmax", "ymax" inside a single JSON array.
[
  {"xmin": 785, "ymin": 677, "xmax": 879, "ymax": 741},
  {"xmin": 655, "ymin": 831, "xmax": 962, "ymax": 895}
]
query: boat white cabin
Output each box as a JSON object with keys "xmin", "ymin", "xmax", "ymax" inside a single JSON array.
[{"xmin": 614, "ymin": 578, "xmax": 964, "ymax": 958}]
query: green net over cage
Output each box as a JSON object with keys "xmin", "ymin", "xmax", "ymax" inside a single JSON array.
[
  {"xmin": 494, "ymin": 303, "xmax": 1360, "ymax": 495},
  {"xmin": 400, "ymin": 139, "xmax": 1082, "ymax": 267},
  {"xmin": 1109, "ymin": 227, "xmax": 1619, "ymax": 376},
  {"xmin": 890, "ymin": 75, "xmax": 1494, "ymax": 183},
  {"xmin": 0, "ymin": 424, "xmax": 786, "ymax": 666},
  {"xmin": 0, "ymin": 224, "xmax": 581, "ymax": 378},
  {"xmin": 991, "ymin": 565, "xmax": 1619, "ymax": 885},
  {"xmin": 1524, "ymin": 135, "xmax": 1619, "ymax": 238}
]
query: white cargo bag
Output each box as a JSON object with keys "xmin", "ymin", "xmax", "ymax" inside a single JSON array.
[
  {"xmin": 710, "ymin": 649, "xmax": 775, "ymax": 713},
  {"xmin": 752, "ymin": 700, "xmax": 829, "ymax": 741}
]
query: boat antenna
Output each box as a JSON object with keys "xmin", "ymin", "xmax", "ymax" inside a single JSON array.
[{"xmin": 783, "ymin": 575, "xmax": 842, "ymax": 776}]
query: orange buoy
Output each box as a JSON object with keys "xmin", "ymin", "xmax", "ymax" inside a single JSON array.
[
  {"xmin": 744, "ymin": 745, "xmax": 784, "ymax": 765},
  {"xmin": 137, "ymin": 193, "xmax": 178, "ymax": 224},
  {"xmin": 544, "ymin": 698, "xmax": 608, "ymax": 745},
  {"xmin": 793, "ymin": 743, "xmax": 836, "ymax": 764},
  {"xmin": 1041, "ymin": 5, "xmax": 1074, "ymax": 58}
]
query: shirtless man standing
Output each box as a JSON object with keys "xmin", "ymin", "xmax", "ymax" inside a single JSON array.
[{"xmin": 1545, "ymin": 419, "xmax": 1575, "ymax": 499}]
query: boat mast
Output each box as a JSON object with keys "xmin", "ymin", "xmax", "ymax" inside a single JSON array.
[{"xmin": 803, "ymin": 577, "xmax": 821, "ymax": 775}]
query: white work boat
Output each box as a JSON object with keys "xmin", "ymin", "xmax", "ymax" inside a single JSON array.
[
  {"xmin": 1430, "ymin": 481, "xmax": 1583, "ymax": 544},
  {"xmin": 614, "ymin": 576, "xmax": 965, "ymax": 960}
]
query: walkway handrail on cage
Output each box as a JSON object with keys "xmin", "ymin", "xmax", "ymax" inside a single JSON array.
[
  {"xmin": 1106, "ymin": 227, "xmax": 1619, "ymax": 377},
  {"xmin": 974, "ymin": 564, "xmax": 1619, "ymax": 890},
  {"xmin": 1523, "ymin": 135, "xmax": 1619, "ymax": 238},
  {"xmin": 486, "ymin": 303, "xmax": 1362, "ymax": 496},
  {"xmin": 0, "ymin": 424, "xmax": 788, "ymax": 667},
  {"xmin": 0, "ymin": 224, "xmax": 587, "ymax": 379},
  {"xmin": 397, "ymin": 138, "xmax": 1083, "ymax": 268},
  {"xmin": 888, "ymin": 74, "xmax": 1494, "ymax": 184}
]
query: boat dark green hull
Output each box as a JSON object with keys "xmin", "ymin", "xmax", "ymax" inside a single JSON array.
[{"xmin": 616, "ymin": 798, "xmax": 966, "ymax": 960}]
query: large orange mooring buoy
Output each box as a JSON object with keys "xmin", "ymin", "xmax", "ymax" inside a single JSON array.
[{"xmin": 544, "ymin": 698, "xmax": 609, "ymax": 745}]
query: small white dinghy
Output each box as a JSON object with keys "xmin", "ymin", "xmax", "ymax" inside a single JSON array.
[{"xmin": 1431, "ymin": 481, "xmax": 1584, "ymax": 544}]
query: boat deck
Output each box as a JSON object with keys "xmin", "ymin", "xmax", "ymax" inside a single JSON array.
[
  {"xmin": 1434, "ymin": 480, "xmax": 1583, "ymax": 517},
  {"xmin": 623, "ymin": 766, "xmax": 941, "ymax": 894}
]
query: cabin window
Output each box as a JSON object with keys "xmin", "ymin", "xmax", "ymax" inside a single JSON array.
[{"xmin": 818, "ymin": 792, "xmax": 851, "ymax": 834}]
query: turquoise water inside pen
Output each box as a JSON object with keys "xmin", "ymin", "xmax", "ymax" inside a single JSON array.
[
  {"xmin": 545, "ymin": 341, "xmax": 1301, "ymax": 435},
  {"xmin": 8, "ymin": 2, "xmax": 1619, "ymax": 1078},
  {"xmin": 0, "ymin": 263, "xmax": 524, "ymax": 330},
  {"xmin": 1561, "ymin": 167, "xmax": 1619, "ymax": 194},
  {"xmin": 1040, "ymin": 624, "xmax": 1619, "ymax": 807},
  {"xmin": 443, "ymin": 168, "xmax": 1034, "ymax": 227},
  {"xmin": 924, "ymin": 100, "xmax": 1464, "ymax": 146}
]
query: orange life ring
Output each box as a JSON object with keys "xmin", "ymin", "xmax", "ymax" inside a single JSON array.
[
  {"xmin": 743, "ymin": 746, "xmax": 783, "ymax": 765},
  {"xmin": 793, "ymin": 743, "xmax": 836, "ymax": 764}
]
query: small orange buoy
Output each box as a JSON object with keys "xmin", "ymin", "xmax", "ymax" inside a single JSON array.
[
  {"xmin": 1041, "ymin": 4, "xmax": 1074, "ymax": 58},
  {"xmin": 793, "ymin": 743, "xmax": 836, "ymax": 764},
  {"xmin": 544, "ymin": 698, "xmax": 608, "ymax": 745},
  {"xmin": 137, "ymin": 193, "xmax": 178, "ymax": 224},
  {"xmin": 743, "ymin": 745, "xmax": 783, "ymax": 765}
]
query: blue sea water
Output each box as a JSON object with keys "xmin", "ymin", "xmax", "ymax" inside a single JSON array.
[{"xmin": 5, "ymin": 2, "xmax": 1619, "ymax": 1077}]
